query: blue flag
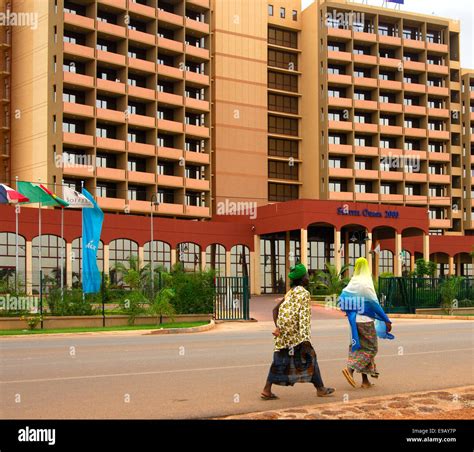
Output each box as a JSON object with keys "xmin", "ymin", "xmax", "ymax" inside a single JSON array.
[
  {"xmin": 388, "ymin": 0, "xmax": 404, "ymax": 3},
  {"xmin": 82, "ymin": 188, "xmax": 104, "ymax": 294}
]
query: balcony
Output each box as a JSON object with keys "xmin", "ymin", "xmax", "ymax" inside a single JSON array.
[
  {"xmin": 427, "ymin": 85, "xmax": 449, "ymax": 96},
  {"xmin": 328, "ymin": 143, "xmax": 352, "ymax": 155},
  {"xmin": 428, "ymin": 129, "xmax": 449, "ymax": 140},
  {"xmin": 63, "ymin": 42, "xmax": 95, "ymax": 59},
  {"xmin": 429, "ymin": 197, "xmax": 450, "ymax": 206},
  {"xmin": 405, "ymin": 195, "xmax": 427, "ymax": 204},
  {"xmin": 354, "ymin": 122, "xmax": 377, "ymax": 133},
  {"xmin": 128, "ymin": 113, "xmax": 155, "ymax": 129},
  {"xmin": 128, "ymin": 29, "xmax": 155, "ymax": 47},
  {"xmin": 328, "ymin": 120, "xmax": 352, "ymax": 131},
  {"xmin": 128, "ymin": 56, "xmax": 155, "ymax": 73},
  {"xmin": 353, "ymin": 31, "xmax": 376, "ymax": 43},
  {"xmin": 158, "ymin": 119, "xmax": 184, "ymax": 133},
  {"xmin": 402, "ymin": 38, "xmax": 425, "ymax": 50},
  {"xmin": 428, "ymin": 108, "xmax": 449, "ymax": 119},
  {"xmin": 427, "ymin": 64, "xmax": 449, "ymax": 75},
  {"xmin": 63, "ymin": 102, "xmax": 94, "ymax": 118},
  {"xmin": 128, "ymin": 84, "xmax": 155, "ymax": 99},
  {"xmin": 158, "ymin": 91, "xmax": 184, "ymax": 107},
  {"xmin": 426, "ymin": 42, "xmax": 448, "ymax": 53},
  {"xmin": 96, "ymin": 108, "xmax": 125, "ymax": 123},
  {"xmin": 404, "ymin": 105, "xmax": 426, "ymax": 115},
  {"xmin": 354, "ymin": 77, "xmax": 377, "ymax": 88},
  {"xmin": 62, "ymin": 163, "xmax": 94, "ymax": 179},
  {"xmin": 158, "ymin": 146, "xmax": 183, "ymax": 160},
  {"xmin": 129, "ymin": 0, "xmax": 156, "ymax": 18},
  {"xmin": 378, "ymin": 79, "xmax": 401, "ymax": 91},
  {"xmin": 355, "ymin": 192, "xmax": 379, "ymax": 202},
  {"xmin": 353, "ymin": 54, "xmax": 377, "ymax": 65},
  {"xmin": 429, "ymin": 219, "xmax": 450, "ymax": 229},
  {"xmin": 185, "ymin": 17, "xmax": 209, "ymax": 35},
  {"xmin": 63, "ymin": 132, "xmax": 93, "ymax": 148},
  {"xmin": 157, "ymin": 174, "xmax": 184, "ymax": 188},
  {"xmin": 354, "ymin": 169, "xmax": 378, "ymax": 179},
  {"xmin": 97, "ymin": 197, "xmax": 126, "ymax": 211},
  {"xmin": 404, "ymin": 82, "xmax": 426, "ymax": 94},
  {"xmin": 185, "ymin": 124, "xmax": 209, "ymax": 138},
  {"xmin": 380, "ymin": 194, "xmax": 404, "ymax": 203},
  {"xmin": 128, "ymin": 200, "xmax": 153, "ymax": 214},
  {"xmin": 354, "ymin": 99, "xmax": 377, "ymax": 110},
  {"xmin": 406, "ymin": 150, "xmax": 427, "ymax": 160},
  {"xmin": 327, "ymin": 73, "xmax": 352, "ymax": 85},
  {"xmin": 184, "ymin": 150, "xmax": 209, "ymax": 164},
  {"xmin": 157, "ymin": 64, "xmax": 184, "ymax": 80},
  {"xmin": 379, "ymin": 102, "xmax": 402, "ymax": 113},
  {"xmin": 64, "ymin": 12, "xmax": 94, "ymax": 31},
  {"xmin": 128, "ymin": 141, "xmax": 156, "ymax": 157},
  {"xmin": 96, "ymin": 137, "xmax": 126, "ymax": 152},
  {"xmin": 380, "ymin": 147, "xmax": 403, "ymax": 158},
  {"xmin": 328, "ymin": 167, "xmax": 352, "ymax": 178},
  {"xmin": 97, "ymin": 49, "xmax": 126, "ymax": 66},
  {"xmin": 326, "ymin": 28, "xmax": 351, "ymax": 39},
  {"xmin": 328, "ymin": 191, "xmax": 354, "ymax": 201},
  {"xmin": 429, "ymin": 152, "xmax": 450, "ymax": 162},
  {"xmin": 157, "ymin": 203, "xmax": 185, "ymax": 216},
  {"xmin": 378, "ymin": 35, "xmax": 401, "ymax": 46},
  {"xmin": 63, "ymin": 71, "xmax": 94, "ymax": 88},
  {"xmin": 184, "ymin": 205, "xmax": 210, "ymax": 217},
  {"xmin": 98, "ymin": 0, "xmax": 125, "ymax": 8},
  {"xmin": 327, "ymin": 97, "xmax": 352, "ymax": 108},
  {"xmin": 97, "ymin": 21, "xmax": 126, "ymax": 38},
  {"xmin": 187, "ymin": 0, "xmax": 210, "ymax": 8},
  {"xmin": 96, "ymin": 167, "xmax": 125, "ymax": 181},
  {"xmin": 128, "ymin": 170, "xmax": 156, "ymax": 185},
  {"xmin": 380, "ymin": 171, "xmax": 403, "ymax": 181},
  {"xmin": 327, "ymin": 50, "xmax": 352, "ymax": 63},
  {"xmin": 158, "ymin": 37, "xmax": 184, "ymax": 53},
  {"xmin": 185, "ymin": 45, "xmax": 209, "ymax": 60},
  {"xmin": 157, "ymin": 10, "xmax": 184, "ymax": 27},
  {"xmin": 429, "ymin": 174, "xmax": 450, "ymax": 184},
  {"xmin": 97, "ymin": 78, "xmax": 126, "ymax": 95},
  {"xmin": 184, "ymin": 96, "xmax": 208, "ymax": 111},
  {"xmin": 404, "ymin": 127, "xmax": 426, "ymax": 138},
  {"xmin": 403, "ymin": 60, "xmax": 425, "ymax": 72},
  {"xmin": 405, "ymin": 172, "xmax": 427, "ymax": 183},
  {"xmin": 354, "ymin": 146, "xmax": 378, "ymax": 157},
  {"xmin": 185, "ymin": 178, "xmax": 209, "ymax": 191},
  {"xmin": 379, "ymin": 125, "xmax": 402, "ymax": 135},
  {"xmin": 379, "ymin": 57, "xmax": 401, "ymax": 69},
  {"xmin": 185, "ymin": 71, "xmax": 209, "ymax": 85}
]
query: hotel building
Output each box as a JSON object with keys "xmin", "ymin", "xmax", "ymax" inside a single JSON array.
[{"xmin": 0, "ymin": 0, "xmax": 473, "ymax": 295}]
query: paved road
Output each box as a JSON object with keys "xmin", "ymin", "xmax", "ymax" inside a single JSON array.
[{"xmin": 1, "ymin": 298, "xmax": 473, "ymax": 419}]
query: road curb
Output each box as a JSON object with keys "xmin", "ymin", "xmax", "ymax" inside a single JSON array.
[{"xmin": 146, "ymin": 319, "xmax": 216, "ymax": 335}]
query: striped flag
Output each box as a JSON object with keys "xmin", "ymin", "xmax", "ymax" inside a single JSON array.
[
  {"xmin": 0, "ymin": 184, "xmax": 29, "ymax": 204},
  {"xmin": 63, "ymin": 186, "xmax": 93, "ymax": 208},
  {"xmin": 17, "ymin": 181, "xmax": 69, "ymax": 207}
]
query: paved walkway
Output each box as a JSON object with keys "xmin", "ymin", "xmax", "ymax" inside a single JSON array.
[{"xmin": 219, "ymin": 386, "xmax": 474, "ymax": 420}]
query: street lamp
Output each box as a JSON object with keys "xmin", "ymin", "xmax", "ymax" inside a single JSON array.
[{"xmin": 150, "ymin": 193, "xmax": 160, "ymax": 297}]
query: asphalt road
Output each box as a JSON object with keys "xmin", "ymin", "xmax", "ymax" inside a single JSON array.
[{"xmin": 1, "ymin": 298, "xmax": 473, "ymax": 419}]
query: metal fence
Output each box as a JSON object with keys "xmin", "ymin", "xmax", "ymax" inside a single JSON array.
[
  {"xmin": 214, "ymin": 276, "xmax": 250, "ymax": 320},
  {"xmin": 378, "ymin": 277, "xmax": 474, "ymax": 314}
]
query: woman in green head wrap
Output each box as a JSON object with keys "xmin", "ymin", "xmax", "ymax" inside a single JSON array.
[{"xmin": 261, "ymin": 263, "xmax": 335, "ymax": 400}]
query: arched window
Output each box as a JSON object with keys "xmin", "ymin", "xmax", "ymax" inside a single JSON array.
[
  {"xmin": 378, "ymin": 250, "xmax": 394, "ymax": 275},
  {"xmin": 206, "ymin": 244, "xmax": 226, "ymax": 275},
  {"xmin": 32, "ymin": 235, "xmax": 66, "ymax": 293},
  {"xmin": 144, "ymin": 241, "xmax": 171, "ymax": 271},
  {"xmin": 402, "ymin": 250, "xmax": 411, "ymax": 274},
  {"xmin": 109, "ymin": 239, "xmax": 139, "ymax": 284},
  {"xmin": 0, "ymin": 232, "xmax": 26, "ymax": 291},
  {"xmin": 177, "ymin": 242, "xmax": 201, "ymax": 272},
  {"xmin": 231, "ymin": 245, "xmax": 250, "ymax": 278},
  {"xmin": 71, "ymin": 238, "xmax": 104, "ymax": 287}
]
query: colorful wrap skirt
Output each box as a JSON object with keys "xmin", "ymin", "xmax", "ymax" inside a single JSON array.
[
  {"xmin": 347, "ymin": 321, "xmax": 378, "ymax": 376},
  {"xmin": 266, "ymin": 341, "xmax": 324, "ymax": 388}
]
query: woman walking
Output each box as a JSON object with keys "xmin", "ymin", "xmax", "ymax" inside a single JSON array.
[
  {"xmin": 261, "ymin": 263, "xmax": 335, "ymax": 400},
  {"xmin": 339, "ymin": 257, "xmax": 394, "ymax": 389}
]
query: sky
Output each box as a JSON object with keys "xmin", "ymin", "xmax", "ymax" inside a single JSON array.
[{"xmin": 302, "ymin": 0, "xmax": 474, "ymax": 69}]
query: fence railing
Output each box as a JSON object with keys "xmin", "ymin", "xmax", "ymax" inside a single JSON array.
[
  {"xmin": 378, "ymin": 277, "xmax": 474, "ymax": 314},
  {"xmin": 214, "ymin": 276, "xmax": 250, "ymax": 320}
]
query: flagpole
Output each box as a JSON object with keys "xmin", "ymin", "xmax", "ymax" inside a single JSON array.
[
  {"xmin": 59, "ymin": 180, "xmax": 65, "ymax": 301},
  {"xmin": 81, "ymin": 180, "xmax": 85, "ymax": 302},
  {"xmin": 15, "ymin": 176, "xmax": 19, "ymax": 293},
  {"xmin": 38, "ymin": 178, "xmax": 42, "ymax": 292}
]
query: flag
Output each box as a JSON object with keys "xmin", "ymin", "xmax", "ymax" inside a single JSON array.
[
  {"xmin": 63, "ymin": 186, "xmax": 93, "ymax": 208},
  {"xmin": 82, "ymin": 188, "xmax": 104, "ymax": 294},
  {"xmin": 17, "ymin": 181, "xmax": 69, "ymax": 207},
  {"xmin": 387, "ymin": 0, "xmax": 404, "ymax": 3},
  {"xmin": 373, "ymin": 244, "xmax": 381, "ymax": 255},
  {"xmin": 0, "ymin": 184, "xmax": 29, "ymax": 203}
]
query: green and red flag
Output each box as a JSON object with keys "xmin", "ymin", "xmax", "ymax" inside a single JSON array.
[{"xmin": 17, "ymin": 181, "xmax": 69, "ymax": 207}]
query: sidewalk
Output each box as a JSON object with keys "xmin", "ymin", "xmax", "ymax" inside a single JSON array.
[{"xmin": 219, "ymin": 386, "xmax": 474, "ymax": 420}]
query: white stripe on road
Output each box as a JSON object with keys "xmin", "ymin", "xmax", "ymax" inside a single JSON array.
[{"xmin": 1, "ymin": 347, "xmax": 472, "ymax": 385}]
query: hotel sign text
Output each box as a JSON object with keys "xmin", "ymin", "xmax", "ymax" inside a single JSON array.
[{"xmin": 337, "ymin": 205, "xmax": 399, "ymax": 219}]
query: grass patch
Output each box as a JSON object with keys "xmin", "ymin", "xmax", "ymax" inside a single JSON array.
[{"xmin": 0, "ymin": 321, "xmax": 209, "ymax": 336}]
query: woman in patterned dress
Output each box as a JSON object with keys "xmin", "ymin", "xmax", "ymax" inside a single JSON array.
[{"xmin": 261, "ymin": 263, "xmax": 335, "ymax": 400}]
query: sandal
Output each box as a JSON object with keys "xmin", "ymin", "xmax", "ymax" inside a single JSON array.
[
  {"xmin": 260, "ymin": 392, "xmax": 279, "ymax": 400},
  {"xmin": 317, "ymin": 387, "xmax": 335, "ymax": 397},
  {"xmin": 342, "ymin": 368, "xmax": 357, "ymax": 388}
]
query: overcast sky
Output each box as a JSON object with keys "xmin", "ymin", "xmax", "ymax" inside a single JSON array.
[{"xmin": 302, "ymin": 0, "xmax": 474, "ymax": 69}]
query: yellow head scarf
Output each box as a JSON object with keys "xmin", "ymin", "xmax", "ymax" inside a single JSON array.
[{"xmin": 353, "ymin": 257, "xmax": 372, "ymax": 279}]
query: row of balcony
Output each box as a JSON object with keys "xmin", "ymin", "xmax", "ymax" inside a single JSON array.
[
  {"xmin": 327, "ymin": 168, "xmax": 451, "ymax": 184},
  {"xmin": 64, "ymin": 8, "xmax": 209, "ymax": 37},
  {"xmin": 327, "ymin": 52, "xmax": 450, "ymax": 75},
  {"xmin": 326, "ymin": 28, "xmax": 450, "ymax": 55}
]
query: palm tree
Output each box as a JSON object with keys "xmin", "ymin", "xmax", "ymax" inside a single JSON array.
[
  {"xmin": 113, "ymin": 255, "xmax": 144, "ymax": 289},
  {"xmin": 311, "ymin": 262, "xmax": 350, "ymax": 296}
]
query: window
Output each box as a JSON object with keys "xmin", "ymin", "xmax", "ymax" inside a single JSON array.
[
  {"xmin": 268, "ymin": 71, "xmax": 298, "ymax": 92},
  {"xmin": 268, "ymin": 115, "xmax": 298, "ymax": 136},
  {"xmin": 268, "ymin": 49, "xmax": 298, "ymax": 70},
  {"xmin": 268, "ymin": 183, "xmax": 298, "ymax": 202},
  {"xmin": 268, "ymin": 27, "xmax": 297, "ymax": 49},
  {"xmin": 268, "ymin": 138, "xmax": 298, "ymax": 158},
  {"xmin": 268, "ymin": 160, "xmax": 298, "ymax": 180},
  {"xmin": 280, "ymin": 7, "xmax": 285, "ymax": 18},
  {"xmin": 144, "ymin": 241, "xmax": 171, "ymax": 272},
  {"xmin": 292, "ymin": 10, "xmax": 297, "ymax": 21},
  {"xmin": 177, "ymin": 242, "xmax": 201, "ymax": 272},
  {"xmin": 328, "ymin": 180, "xmax": 347, "ymax": 192},
  {"xmin": 230, "ymin": 245, "xmax": 250, "ymax": 278},
  {"xmin": 268, "ymin": 93, "xmax": 298, "ymax": 114},
  {"xmin": 268, "ymin": 4, "xmax": 273, "ymax": 16},
  {"xmin": 108, "ymin": 239, "xmax": 139, "ymax": 284}
]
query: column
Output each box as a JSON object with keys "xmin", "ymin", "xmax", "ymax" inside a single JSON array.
[
  {"xmin": 253, "ymin": 235, "xmax": 261, "ymax": 295},
  {"xmin": 285, "ymin": 231, "xmax": 290, "ymax": 292},
  {"xmin": 334, "ymin": 228, "xmax": 341, "ymax": 273},
  {"xmin": 26, "ymin": 241, "xmax": 32, "ymax": 294},
  {"xmin": 225, "ymin": 250, "xmax": 231, "ymax": 277},
  {"xmin": 300, "ymin": 228, "xmax": 308, "ymax": 267},
  {"xmin": 138, "ymin": 246, "xmax": 144, "ymax": 268},
  {"xmin": 410, "ymin": 253, "xmax": 415, "ymax": 273},
  {"xmin": 394, "ymin": 232, "xmax": 402, "ymax": 276},
  {"xmin": 103, "ymin": 244, "xmax": 110, "ymax": 278},
  {"xmin": 201, "ymin": 250, "xmax": 207, "ymax": 272},
  {"xmin": 448, "ymin": 255, "xmax": 455, "ymax": 276},
  {"xmin": 366, "ymin": 231, "xmax": 373, "ymax": 273},
  {"xmin": 374, "ymin": 240, "xmax": 380, "ymax": 279},
  {"xmin": 423, "ymin": 232, "xmax": 430, "ymax": 262},
  {"xmin": 344, "ymin": 230, "xmax": 349, "ymax": 267},
  {"xmin": 66, "ymin": 242, "xmax": 73, "ymax": 288},
  {"xmin": 171, "ymin": 248, "xmax": 177, "ymax": 267}
]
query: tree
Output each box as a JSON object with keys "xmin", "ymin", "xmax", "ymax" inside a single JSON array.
[
  {"xmin": 311, "ymin": 262, "xmax": 350, "ymax": 296},
  {"xmin": 439, "ymin": 277, "xmax": 462, "ymax": 314},
  {"xmin": 148, "ymin": 288, "xmax": 176, "ymax": 325},
  {"xmin": 415, "ymin": 259, "xmax": 436, "ymax": 277}
]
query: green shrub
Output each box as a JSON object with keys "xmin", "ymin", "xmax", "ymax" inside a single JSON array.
[
  {"xmin": 148, "ymin": 288, "xmax": 176, "ymax": 324},
  {"xmin": 47, "ymin": 289, "xmax": 97, "ymax": 316},
  {"xmin": 120, "ymin": 290, "xmax": 147, "ymax": 325}
]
